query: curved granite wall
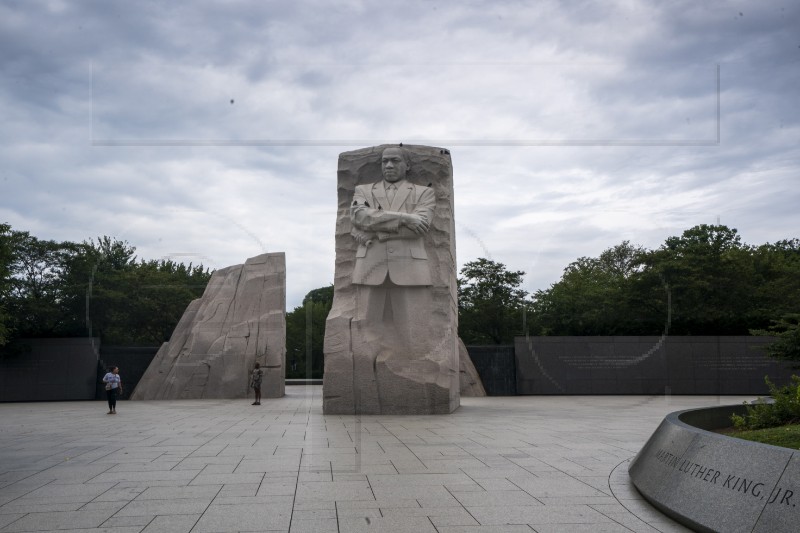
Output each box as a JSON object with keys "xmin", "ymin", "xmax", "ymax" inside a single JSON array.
[{"xmin": 629, "ymin": 404, "xmax": 798, "ymax": 533}]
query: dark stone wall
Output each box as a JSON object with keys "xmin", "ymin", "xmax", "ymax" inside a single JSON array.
[
  {"xmin": 0, "ymin": 340, "xmax": 160, "ymax": 402},
  {"xmin": 0, "ymin": 338, "xmax": 100, "ymax": 402},
  {"xmin": 515, "ymin": 336, "xmax": 796, "ymax": 395},
  {"xmin": 4, "ymin": 337, "xmax": 791, "ymax": 400},
  {"xmin": 97, "ymin": 346, "xmax": 160, "ymax": 400},
  {"xmin": 465, "ymin": 346, "xmax": 516, "ymax": 396}
]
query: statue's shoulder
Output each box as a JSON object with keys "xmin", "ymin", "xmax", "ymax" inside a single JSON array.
[
  {"xmin": 356, "ymin": 181, "xmax": 380, "ymax": 191},
  {"xmin": 353, "ymin": 183, "xmax": 372, "ymax": 196},
  {"xmin": 414, "ymin": 182, "xmax": 435, "ymax": 196}
]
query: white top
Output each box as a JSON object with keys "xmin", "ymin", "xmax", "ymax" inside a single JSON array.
[{"xmin": 103, "ymin": 372, "xmax": 121, "ymax": 389}]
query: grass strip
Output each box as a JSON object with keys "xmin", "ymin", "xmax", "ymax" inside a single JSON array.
[{"xmin": 720, "ymin": 423, "xmax": 800, "ymax": 450}]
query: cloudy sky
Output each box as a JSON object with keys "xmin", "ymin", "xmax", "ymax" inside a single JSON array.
[{"xmin": 1, "ymin": 0, "xmax": 798, "ymax": 309}]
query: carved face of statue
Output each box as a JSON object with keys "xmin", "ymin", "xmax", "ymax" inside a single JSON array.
[{"xmin": 381, "ymin": 148, "xmax": 408, "ymax": 183}]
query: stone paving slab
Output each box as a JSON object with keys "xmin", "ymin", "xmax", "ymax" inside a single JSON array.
[{"xmin": 0, "ymin": 387, "xmax": 753, "ymax": 532}]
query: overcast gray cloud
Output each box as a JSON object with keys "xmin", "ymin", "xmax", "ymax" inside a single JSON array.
[{"xmin": 1, "ymin": 0, "xmax": 798, "ymax": 308}]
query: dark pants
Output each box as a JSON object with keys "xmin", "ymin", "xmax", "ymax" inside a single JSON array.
[{"xmin": 106, "ymin": 388, "xmax": 117, "ymax": 410}]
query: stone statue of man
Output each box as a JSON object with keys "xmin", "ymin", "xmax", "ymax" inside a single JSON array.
[
  {"xmin": 323, "ymin": 144, "xmax": 459, "ymax": 415},
  {"xmin": 349, "ymin": 147, "xmax": 436, "ymax": 345},
  {"xmin": 350, "ymin": 146, "xmax": 435, "ymax": 285}
]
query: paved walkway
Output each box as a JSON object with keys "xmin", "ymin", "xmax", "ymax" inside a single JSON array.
[{"xmin": 0, "ymin": 387, "xmax": 754, "ymax": 532}]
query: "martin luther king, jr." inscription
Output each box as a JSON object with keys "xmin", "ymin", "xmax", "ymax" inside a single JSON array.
[
  {"xmin": 654, "ymin": 448, "xmax": 796, "ymax": 508},
  {"xmin": 629, "ymin": 405, "xmax": 799, "ymax": 532}
]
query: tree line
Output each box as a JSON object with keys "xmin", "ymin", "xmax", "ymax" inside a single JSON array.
[
  {"xmin": 533, "ymin": 225, "xmax": 798, "ymax": 339},
  {"xmin": 3, "ymin": 222, "xmax": 798, "ymax": 368},
  {"xmin": 288, "ymin": 224, "xmax": 800, "ymax": 374},
  {"xmin": 0, "ymin": 223, "xmax": 211, "ymax": 347},
  {"xmin": 458, "ymin": 224, "xmax": 800, "ymax": 363}
]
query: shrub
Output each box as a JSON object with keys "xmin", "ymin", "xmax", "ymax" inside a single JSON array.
[
  {"xmin": 731, "ymin": 375, "xmax": 800, "ymax": 430},
  {"xmin": 751, "ymin": 314, "xmax": 800, "ymax": 367}
]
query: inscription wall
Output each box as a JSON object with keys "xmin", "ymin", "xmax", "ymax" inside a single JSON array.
[
  {"xmin": 0, "ymin": 338, "xmax": 100, "ymax": 402},
  {"xmin": 95, "ymin": 346, "xmax": 159, "ymax": 400},
  {"xmin": 465, "ymin": 345, "xmax": 516, "ymax": 396},
  {"xmin": 515, "ymin": 336, "xmax": 795, "ymax": 395}
]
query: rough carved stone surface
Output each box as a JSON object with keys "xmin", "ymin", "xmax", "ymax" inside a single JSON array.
[
  {"xmin": 323, "ymin": 145, "xmax": 460, "ymax": 414},
  {"xmin": 459, "ymin": 339, "xmax": 487, "ymax": 397},
  {"xmin": 132, "ymin": 253, "xmax": 285, "ymax": 400}
]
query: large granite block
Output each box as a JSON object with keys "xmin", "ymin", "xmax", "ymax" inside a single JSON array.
[
  {"xmin": 132, "ymin": 253, "xmax": 285, "ymax": 400},
  {"xmin": 323, "ymin": 145, "xmax": 459, "ymax": 414}
]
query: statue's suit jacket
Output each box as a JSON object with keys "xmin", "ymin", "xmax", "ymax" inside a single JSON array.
[{"xmin": 350, "ymin": 179, "xmax": 436, "ymax": 286}]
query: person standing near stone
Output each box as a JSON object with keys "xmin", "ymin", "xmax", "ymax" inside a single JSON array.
[
  {"xmin": 102, "ymin": 366, "xmax": 122, "ymax": 414},
  {"xmin": 250, "ymin": 362, "xmax": 263, "ymax": 405}
]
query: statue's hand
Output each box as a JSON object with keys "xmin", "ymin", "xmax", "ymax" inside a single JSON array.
[
  {"xmin": 401, "ymin": 214, "xmax": 429, "ymax": 234},
  {"xmin": 351, "ymin": 229, "xmax": 374, "ymax": 245}
]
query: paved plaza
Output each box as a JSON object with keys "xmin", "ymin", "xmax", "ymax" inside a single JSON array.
[{"xmin": 0, "ymin": 387, "xmax": 755, "ymax": 532}]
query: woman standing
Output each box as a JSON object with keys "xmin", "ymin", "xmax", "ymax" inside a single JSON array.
[
  {"xmin": 251, "ymin": 362, "xmax": 263, "ymax": 405},
  {"xmin": 102, "ymin": 366, "xmax": 122, "ymax": 414}
]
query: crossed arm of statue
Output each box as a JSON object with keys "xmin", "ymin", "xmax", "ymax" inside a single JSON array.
[{"xmin": 350, "ymin": 186, "xmax": 435, "ymax": 246}]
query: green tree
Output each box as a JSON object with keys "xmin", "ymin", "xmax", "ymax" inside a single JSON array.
[
  {"xmin": 87, "ymin": 259, "xmax": 211, "ymax": 344},
  {"xmin": 531, "ymin": 226, "xmax": 800, "ymax": 337},
  {"xmin": 4, "ymin": 230, "xmax": 72, "ymax": 338},
  {"xmin": 1, "ymin": 230, "xmax": 211, "ymax": 345},
  {"xmin": 750, "ymin": 239, "xmax": 800, "ymax": 328},
  {"xmin": 285, "ymin": 285, "xmax": 333, "ymax": 378},
  {"xmin": 458, "ymin": 258, "xmax": 530, "ymax": 344},
  {"xmin": 751, "ymin": 315, "xmax": 800, "ymax": 366},
  {"xmin": 640, "ymin": 225, "xmax": 759, "ymax": 335},
  {"xmin": 748, "ymin": 239, "xmax": 800, "ymax": 365},
  {"xmin": 57, "ymin": 236, "xmax": 138, "ymax": 340},
  {"xmin": 303, "ymin": 286, "xmax": 334, "ymax": 308},
  {"xmin": 52, "ymin": 236, "xmax": 213, "ymax": 344},
  {"xmin": 533, "ymin": 241, "xmax": 654, "ymax": 335},
  {"xmin": 0, "ymin": 223, "xmax": 13, "ymax": 345}
]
